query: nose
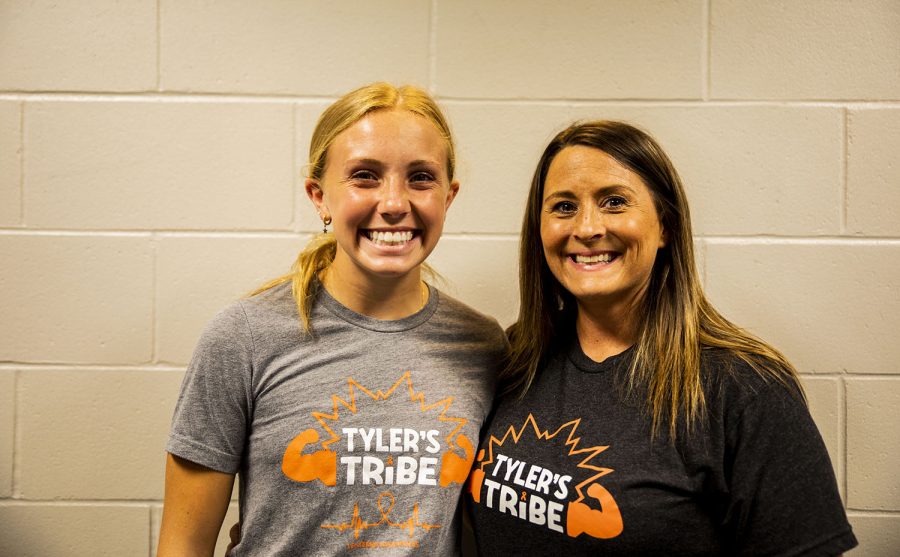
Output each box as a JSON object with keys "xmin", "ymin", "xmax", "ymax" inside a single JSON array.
[
  {"xmin": 573, "ymin": 204, "xmax": 605, "ymax": 241},
  {"xmin": 380, "ymin": 177, "xmax": 410, "ymax": 217}
]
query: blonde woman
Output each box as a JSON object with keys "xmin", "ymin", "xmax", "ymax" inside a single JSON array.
[
  {"xmin": 158, "ymin": 83, "xmax": 504, "ymax": 556},
  {"xmin": 467, "ymin": 121, "xmax": 856, "ymax": 555}
]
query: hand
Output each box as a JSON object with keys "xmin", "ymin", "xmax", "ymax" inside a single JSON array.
[{"xmin": 224, "ymin": 522, "xmax": 241, "ymax": 556}]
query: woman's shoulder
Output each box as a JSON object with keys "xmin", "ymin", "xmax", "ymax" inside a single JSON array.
[
  {"xmin": 197, "ymin": 282, "xmax": 295, "ymax": 343},
  {"xmin": 236, "ymin": 281, "xmax": 298, "ymax": 321},
  {"xmin": 700, "ymin": 347, "xmax": 804, "ymax": 419},
  {"xmin": 433, "ymin": 288, "xmax": 504, "ymax": 327},
  {"xmin": 430, "ymin": 288, "xmax": 507, "ymax": 344}
]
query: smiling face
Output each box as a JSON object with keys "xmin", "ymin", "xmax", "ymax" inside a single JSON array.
[
  {"xmin": 307, "ymin": 109, "xmax": 458, "ymax": 285},
  {"xmin": 540, "ymin": 145, "xmax": 665, "ymax": 311}
]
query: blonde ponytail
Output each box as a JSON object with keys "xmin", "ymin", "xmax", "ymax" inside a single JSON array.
[{"xmin": 248, "ymin": 233, "xmax": 336, "ymax": 332}]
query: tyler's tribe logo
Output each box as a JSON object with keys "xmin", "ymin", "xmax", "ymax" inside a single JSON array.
[
  {"xmin": 280, "ymin": 371, "xmax": 473, "ymax": 488},
  {"xmin": 468, "ymin": 413, "xmax": 624, "ymax": 540},
  {"xmin": 340, "ymin": 427, "xmax": 441, "ymax": 485},
  {"xmin": 479, "ymin": 453, "xmax": 572, "ymax": 533},
  {"xmin": 278, "ymin": 371, "xmax": 474, "ymax": 546}
]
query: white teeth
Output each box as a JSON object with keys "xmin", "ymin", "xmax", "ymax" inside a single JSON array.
[
  {"xmin": 367, "ymin": 230, "xmax": 414, "ymax": 245},
  {"xmin": 575, "ymin": 253, "xmax": 612, "ymax": 264}
]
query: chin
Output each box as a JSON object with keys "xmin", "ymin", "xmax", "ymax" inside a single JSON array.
[{"xmin": 362, "ymin": 260, "xmax": 424, "ymax": 279}]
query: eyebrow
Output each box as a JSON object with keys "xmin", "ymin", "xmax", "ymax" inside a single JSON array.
[
  {"xmin": 543, "ymin": 190, "xmax": 578, "ymax": 202},
  {"xmin": 346, "ymin": 158, "xmax": 441, "ymax": 167},
  {"xmin": 346, "ymin": 158, "xmax": 384, "ymax": 168},
  {"xmin": 543, "ymin": 184, "xmax": 634, "ymax": 202}
]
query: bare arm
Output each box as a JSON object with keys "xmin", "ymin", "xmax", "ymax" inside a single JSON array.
[{"xmin": 157, "ymin": 453, "xmax": 235, "ymax": 557}]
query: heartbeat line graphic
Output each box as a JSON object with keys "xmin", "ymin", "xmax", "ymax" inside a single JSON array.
[{"xmin": 321, "ymin": 492, "xmax": 441, "ymax": 539}]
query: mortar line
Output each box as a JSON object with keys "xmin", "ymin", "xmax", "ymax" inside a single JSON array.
[
  {"xmin": 148, "ymin": 505, "xmax": 154, "ymax": 557},
  {"xmin": 0, "ymin": 228, "xmax": 287, "ymax": 237},
  {"xmin": 150, "ymin": 233, "xmax": 159, "ymax": 364},
  {"xmin": 0, "ymin": 499, "xmax": 171, "ymax": 506},
  {"xmin": 0, "ymin": 363, "xmax": 186, "ymax": 372},
  {"xmin": 702, "ymin": 0, "xmax": 711, "ymax": 101},
  {"xmin": 0, "ymin": 228, "xmax": 508, "ymax": 239},
  {"xmin": 155, "ymin": 0, "xmax": 162, "ymax": 91},
  {"xmin": 428, "ymin": 0, "xmax": 439, "ymax": 94},
  {"xmin": 2, "ymin": 228, "xmax": 899, "ymax": 243},
  {"xmin": 0, "ymin": 93, "xmax": 335, "ymax": 104},
  {"xmin": 841, "ymin": 108, "xmax": 849, "ymax": 234},
  {"xmin": 700, "ymin": 235, "xmax": 900, "ymax": 245},
  {"xmin": 840, "ymin": 375, "xmax": 849, "ymax": 507},
  {"xmin": 147, "ymin": 505, "xmax": 159, "ymax": 557},
  {"xmin": 18, "ymin": 101, "xmax": 25, "ymax": 225},
  {"xmin": 291, "ymin": 104, "xmax": 299, "ymax": 232},
  {"xmin": 11, "ymin": 369, "xmax": 20, "ymax": 499},
  {"xmin": 1, "ymin": 92, "xmax": 898, "ymax": 108}
]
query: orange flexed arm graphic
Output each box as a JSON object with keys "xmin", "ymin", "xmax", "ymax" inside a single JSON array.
[
  {"xmin": 566, "ymin": 482, "xmax": 623, "ymax": 538},
  {"xmin": 282, "ymin": 428, "xmax": 337, "ymax": 486},
  {"xmin": 439, "ymin": 432, "xmax": 475, "ymax": 487}
]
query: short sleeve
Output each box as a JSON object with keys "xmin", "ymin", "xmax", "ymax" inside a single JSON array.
[
  {"xmin": 723, "ymin": 378, "xmax": 857, "ymax": 556},
  {"xmin": 166, "ymin": 302, "xmax": 255, "ymax": 474}
]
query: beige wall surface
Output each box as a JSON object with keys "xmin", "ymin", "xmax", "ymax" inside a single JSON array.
[{"xmin": 1, "ymin": 1, "xmax": 898, "ymax": 555}]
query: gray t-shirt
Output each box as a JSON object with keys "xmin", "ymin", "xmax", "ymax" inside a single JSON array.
[{"xmin": 167, "ymin": 281, "xmax": 505, "ymax": 556}]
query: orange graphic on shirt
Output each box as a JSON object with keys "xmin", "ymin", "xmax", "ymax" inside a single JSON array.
[
  {"xmin": 281, "ymin": 428, "xmax": 337, "ymax": 485},
  {"xmin": 468, "ymin": 413, "xmax": 623, "ymax": 539},
  {"xmin": 281, "ymin": 371, "xmax": 474, "ymax": 488},
  {"xmin": 321, "ymin": 491, "xmax": 441, "ymax": 539}
]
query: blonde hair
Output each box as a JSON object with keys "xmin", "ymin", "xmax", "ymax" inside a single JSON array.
[
  {"xmin": 504, "ymin": 120, "xmax": 802, "ymax": 439},
  {"xmin": 250, "ymin": 82, "xmax": 456, "ymax": 331}
]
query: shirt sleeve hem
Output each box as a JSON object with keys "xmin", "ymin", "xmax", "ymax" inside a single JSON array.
[
  {"xmin": 166, "ymin": 433, "xmax": 241, "ymax": 475},
  {"xmin": 788, "ymin": 528, "xmax": 859, "ymax": 557}
]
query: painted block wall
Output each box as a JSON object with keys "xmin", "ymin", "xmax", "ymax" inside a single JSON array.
[{"xmin": 1, "ymin": 1, "xmax": 898, "ymax": 555}]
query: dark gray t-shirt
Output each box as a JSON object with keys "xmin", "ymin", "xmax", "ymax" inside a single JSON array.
[
  {"xmin": 468, "ymin": 342, "xmax": 857, "ymax": 556},
  {"xmin": 167, "ymin": 281, "xmax": 505, "ymax": 556}
]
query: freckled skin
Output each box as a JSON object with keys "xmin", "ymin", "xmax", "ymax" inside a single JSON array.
[{"xmin": 540, "ymin": 146, "xmax": 666, "ymax": 314}]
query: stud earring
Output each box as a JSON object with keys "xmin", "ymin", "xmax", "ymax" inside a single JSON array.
[{"xmin": 322, "ymin": 215, "xmax": 332, "ymax": 234}]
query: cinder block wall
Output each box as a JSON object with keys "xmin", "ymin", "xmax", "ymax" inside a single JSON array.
[{"xmin": 1, "ymin": 1, "xmax": 898, "ymax": 555}]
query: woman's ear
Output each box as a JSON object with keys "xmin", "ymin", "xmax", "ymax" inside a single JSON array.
[
  {"xmin": 445, "ymin": 180, "xmax": 460, "ymax": 210},
  {"xmin": 305, "ymin": 179, "xmax": 327, "ymax": 216}
]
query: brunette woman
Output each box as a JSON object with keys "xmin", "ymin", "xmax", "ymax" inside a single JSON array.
[{"xmin": 467, "ymin": 121, "xmax": 856, "ymax": 556}]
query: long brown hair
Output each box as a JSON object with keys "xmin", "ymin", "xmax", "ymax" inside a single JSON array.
[
  {"xmin": 504, "ymin": 120, "xmax": 801, "ymax": 437},
  {"xmin": 250, "ymin": 82, "xmax": 456, "ymax": 331}
]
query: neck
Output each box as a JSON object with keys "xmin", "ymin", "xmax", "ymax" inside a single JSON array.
[
  {"xmin": 574, "ymin": 293, "xmax": 643, "ymax": 362},
  {"xmin": 321, "ymin": 259, "xmax": 427, "ymax": 321}
]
